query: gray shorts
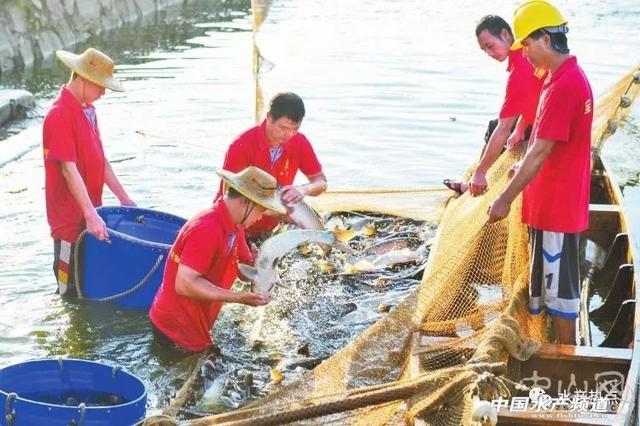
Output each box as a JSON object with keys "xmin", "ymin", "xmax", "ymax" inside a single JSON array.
[{"xmin": 529, "ymin": 228, "xmax": 580, "ymax": 319}]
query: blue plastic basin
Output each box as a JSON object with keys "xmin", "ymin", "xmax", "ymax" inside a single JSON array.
[
  {"xmin": 80, "ymin": 206, "xmax": 186, "ymax": 308},
  {"xmin": 0, "ymin": 358, "xmax": 146, "ymax": 426}
]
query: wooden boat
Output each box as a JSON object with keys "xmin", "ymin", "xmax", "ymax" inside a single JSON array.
[{"xmin": 407, "ymin": 153, "xmax": 639, "ymax": 425}]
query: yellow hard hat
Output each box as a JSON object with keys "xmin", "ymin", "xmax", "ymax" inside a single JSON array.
[{"xmin": 512, "ymin": 0, "xmax": 568, "ymax": 50}]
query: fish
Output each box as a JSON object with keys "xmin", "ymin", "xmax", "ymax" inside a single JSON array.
[
  {"xmin": 197, "ymin": 361, "xmax": 227, "ymax": 413},
  {"xmin": 285, "ymin": 197, "xmax": 325, "ymax": 231},
  {"xmin": 241, "ymin": 228, "xmax": 355, "ymax": 347},
  {"xmin": 270, "ymin": 368, "xmax": 285, "ymax": 385},
  {"xmin": 275, "ymin": 356, "xmax": 324, "ymax": 371},
  {"xmin": 239, "ymin": 228, "xmax": 356, "ymax": 293},
  {"xmin": 285, "ymin": 198, "xmax": 357, "ymax": 255},
  {"xmin": 362, "ymin": 237, "xmax": 422, "ymax": 256},
  {"xmin": 345, "ymin": 248, "xmax": 420, "ymax": 273}
]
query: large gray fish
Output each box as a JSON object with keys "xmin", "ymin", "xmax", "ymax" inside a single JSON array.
[
  {"xmin": 239, "ymin": 228, "xmax": 356, "ymax": 293},
  {"xmin": 345, "ymin": 244, "xmax": 429, "ymax": 273},
  {"xmin": 285, "ymin": 198, "xmax": 357, "ymax": 255},
  {"xmin": 197, "ymin": 361, "xmax": 227, "ymax": 413},
  {"xmin": 285, "ymin": 198, "xmax": 325, "ymax": 231}
]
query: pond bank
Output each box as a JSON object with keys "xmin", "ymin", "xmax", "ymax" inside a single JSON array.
[
  {"xmin": 0, "ymin": 0, "xmax": 189, "ymax": 75},
  {"xmin": 0, "ymin": 0, "xmax": 193, "ymax": 126}
]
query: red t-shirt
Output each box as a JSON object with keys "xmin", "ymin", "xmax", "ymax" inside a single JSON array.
[
  {"xmin": 219, "ymin": 120, "xmax": 322, "ymax": 237},
  {"xmin": 522, "ymin": 56, "xmax": 593, "ymax": 233},
  {"xmin": 149, "ymin": 200, "xmax": 252, "ymax": 352},
  {"xmin": 43, "ymin": 86, "xmax": 106, "ymax": 242},
  {"xmin": 499, "ymin": 48, "xmax": 547, "ymax": 126}
]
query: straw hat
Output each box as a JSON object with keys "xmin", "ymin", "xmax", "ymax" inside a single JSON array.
[
  {"xmin": 217, "ymin": 167, "xmax": 286, "ymax": 215},
  {"xmin": 56, "ymin": 48, "xmax": 124, "ymax": 92}
]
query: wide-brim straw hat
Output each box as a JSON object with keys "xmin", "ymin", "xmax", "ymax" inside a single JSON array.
[
  {"xmin": 56, "ymin": 48, "xmax": 124, "ymax": 92},
  {"xmin": 217, "ymin": 166, "xmax": 286, "ymax": 215}
]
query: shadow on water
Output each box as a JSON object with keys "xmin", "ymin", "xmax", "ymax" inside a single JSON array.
[{"xmin": 0, "ymin": 0, "xmax": 252, "ymax": 97}]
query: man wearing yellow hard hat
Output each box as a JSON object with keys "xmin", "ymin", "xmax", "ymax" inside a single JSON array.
[
  {"xmin": 487, "ymin": 0, "xmax": 593, "ymax": 345},
  {"xmin": 42, "ymin": 48, "xmax": 135, "ymax": 297}
]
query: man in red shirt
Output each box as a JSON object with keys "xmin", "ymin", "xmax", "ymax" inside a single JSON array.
[
  {"xmin": 487, "ymin": 0, "xmax": 593, "ymax": 344},
  {"xmin": 443, "ymin": 15, "xmax": 546, "ymax": 196},
  {"xmin": 43, "ymin": 48, "xmax": 135, "ymax": 298},
  {"xmin": 220, "ymin": 92, "xmax": 327, "ymax": 238},
  {"xmin": 150, "ymin": 167, "xmax": 286, "ymax": 352}
]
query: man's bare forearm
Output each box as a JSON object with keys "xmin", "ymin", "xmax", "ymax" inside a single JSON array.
[{"xmin": 301, "ymin": 172, "xmax": 328, "ymax": 197}]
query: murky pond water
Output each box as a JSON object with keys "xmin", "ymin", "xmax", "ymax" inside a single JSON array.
[{"xmin": 1, "ymin": 0, "xmax": 639, "ymax": 417}]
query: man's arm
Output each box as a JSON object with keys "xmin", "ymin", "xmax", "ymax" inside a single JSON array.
[
  {"xmin": 486, "ymin": 138, "xmax": 556, "ymax": 223},
  {"xmin": 506, "ymin": 116, "xmax": 527, "ymax": 150},
  {"xmin": 60, "ymin": 161, "xmax": 109, "ymax": 240},
  {"xmin": 104, "ymin": 161, "xmax": 135, "ymax": 206},
  {"xmin": 175, "ymin": 263, "xmax": 270, "ymax": 306},
  {"xmin": 469, "ymin": 116, "xmax": 518, "ymax": 196},
  {"xmin": 280, "ymin": 172, "xmax": 327, "ymax": 204}
]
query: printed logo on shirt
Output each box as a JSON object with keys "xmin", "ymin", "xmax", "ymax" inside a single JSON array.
[
  {"xmin": 43, "ymin": 148, "xmax": 49, "ymax": 158},
  {"xmin": 584, "ymin": 99, "xmax": 592, "ymax": 115},
  {"xmin": 169, "ymin": 249, "xmax": 180, "ymax": 264},
  {"xmin": 534, "ymin": 68, "xmax": 546, "ymax": 79}
]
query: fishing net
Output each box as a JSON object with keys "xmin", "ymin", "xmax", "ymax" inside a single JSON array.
[
  {"xmin": 140, "ymin": 66, "xmax": 640, "ymax": 426},
  {"xmin": 139, "ymin": 2, "xmax": 640, "ymax": 421}
]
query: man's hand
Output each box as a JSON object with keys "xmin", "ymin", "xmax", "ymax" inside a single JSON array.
[
  {"xmin": 506, "ymin": 131, "xmax": 524, "ymax": 150},
  {"xmin": 119, "ymin": 196, "xmax": 136, "ymax": 207},
  {"xmin": 468, "ymin": 171, "xmax": 488, "ymax": 197},
  {"xmin": 486, "ymin": 194, "xmax": 511, "ymax": 223},
  {"xmin": 85, "ymin": 209, "xmax": 109, "ymax": 240},
  {"xmin": 280, "ymin": 185, "xmax": 305, "ymax": 205},
  {"xmin": 240, "ymin": 291, "xmax": 271, "ymax": 307}
]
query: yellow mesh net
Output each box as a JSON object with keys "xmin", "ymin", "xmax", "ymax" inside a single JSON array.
[{"xmin": 144, "ymin": 66, "xmax": 640, "ymax": 426}]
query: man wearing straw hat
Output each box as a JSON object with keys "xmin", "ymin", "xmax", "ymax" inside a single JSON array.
[
  {"xmin": 487, "ymin": 1, "xmax": 593, "ymax": 344},
  {"xmin": 150, "ymin": 166, "xmax": 286, "ymax": 352},
  {"xmin": 43, "ymin": 47, "xmax": 135, "ymax": 298},
  {"xmin": 219, "ymin": 92, "xmax": 327, "ymax": 239}
]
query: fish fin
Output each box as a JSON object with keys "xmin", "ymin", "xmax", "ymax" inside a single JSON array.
[
  {"xmin": 331, "ymin": 226, "xmax": 357, "ymax": 242},
  {"xmin": 238, "ymin": 264, "xmax": 258, "ymax": 283}
]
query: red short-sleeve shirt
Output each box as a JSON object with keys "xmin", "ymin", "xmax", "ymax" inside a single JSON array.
[
  {"xmin": 499, "ymin": 48, "xmax": 547, "ymax": 126},
  {"xmin": 149, "ymin": 200, "xmax": 251, "ymax": 352},
  {"xmin": 219, "ymin": 120, "xmax": 322, "ymax": 236},
  {"xmin": 43, "ymin": 86, "xmax": 106, "ymax": 242},
  {"xmin": 522, "ymin": 57, "xmax": 593, "ymax": 233}
]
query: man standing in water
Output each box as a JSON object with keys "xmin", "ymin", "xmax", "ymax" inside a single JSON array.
[
  {"xmin": 150, "ymin": 167, "xmax": 285, "ymax": 352},
  {"xmin": 487, "ymin": 0, "xmax": 593, "ymax": 345},
  {"xmin": 443, "ymin": 15, "xmax": 546, "ymax": 196},
  {"xmin": 43, "ymin": 48, "xmax": 135, "ymax": 298},
  {"xmin": 219, "ymin": 92, "xmax": 327, "ymax": 239}
]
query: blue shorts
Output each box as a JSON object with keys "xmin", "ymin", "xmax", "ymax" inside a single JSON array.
[{"xmin": 529, "ymin": 228, "xmax": 580, "ymax": 319}]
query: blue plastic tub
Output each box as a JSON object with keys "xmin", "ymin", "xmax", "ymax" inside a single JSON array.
[
  {"xmin": 0, "ymin": 358, "xmax": 146, "ymax": 426},
  {"xmin": 80, "ymin": 206, "xmax": 186, "ymax": 309}
]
